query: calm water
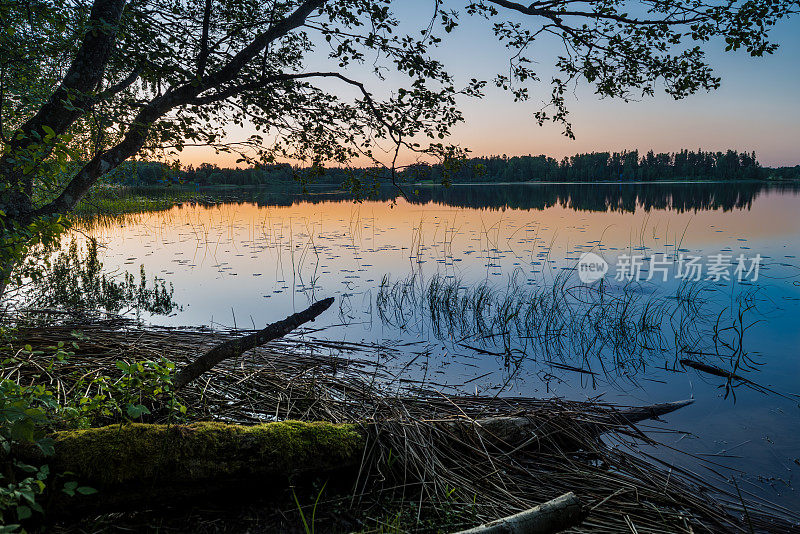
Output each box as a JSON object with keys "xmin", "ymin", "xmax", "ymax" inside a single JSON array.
[{"xmin": 78, "ymin": 182, "xmax": 800, "ymax": 510}]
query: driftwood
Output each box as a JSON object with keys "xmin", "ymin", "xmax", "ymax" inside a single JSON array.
[
  {"xmin": 455, "ymin": 492, "xmax": 586, "ymax": 534},
  {"xmin": 452, "ymin": 399, "xmax": 694, "ymax": 447},
  {"xmin": 680, "ymin": 359, "xmax": 798, "ymax": 400},
  {"xmin": 595, "ymin": 398, "xmax": 694, "ymax": 426},
  {"xmin": 173, "ymin": 297, "xmax": 334, "ymax": 389}
]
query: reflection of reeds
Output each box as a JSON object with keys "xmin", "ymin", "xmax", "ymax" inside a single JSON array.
[
  {"xmin": 15, "ymin": 238, "xmax": 179, "ymax": 318},
  {"xmin": 378, "ymin": 270, "xmax": 757, "ymax": 379}
]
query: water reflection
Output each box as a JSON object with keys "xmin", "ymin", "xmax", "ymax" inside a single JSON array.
[
  {"xmin": 73, "ymin": 181, "xmax": 800, "ymax": 508},
  {"xmin": 177, "ymin": 181, "xmax": 800, "ymax": 213}
]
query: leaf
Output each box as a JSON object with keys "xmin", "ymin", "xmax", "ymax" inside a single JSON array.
[
  {"xmin": 36, "ymin": 438, "xmax": 55, "ymax": 457},
  {"xmin": 126, "ymin": 404, "xmax": 151, "ymax": 418},
  {"xmin": 62, "ymin": 481, "xmax": 78, "ymax": 496},
  {"xmin": 76, "ymin": 486, "xmax": 97, "ymax": 495},
  {"xmin": 16, "ymin": 506, "xmax": 32, "ymax": 520},
  {"xmin": 10, "ymin": 420, "xmax": 35, "ymax": 443},
  {"xmin": 37, "ymin": 465, "xmax": 50, "ymax": 482}
]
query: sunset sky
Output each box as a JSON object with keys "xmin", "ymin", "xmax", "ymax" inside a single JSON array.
[{"xmin": 179, "ymin": 4, "xmax": 800, "ymax": 169}]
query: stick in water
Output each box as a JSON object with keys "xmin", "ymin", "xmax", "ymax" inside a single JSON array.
[{"xmin": 173, "ymin": 297, "xmax": 334, "ymax": 389}]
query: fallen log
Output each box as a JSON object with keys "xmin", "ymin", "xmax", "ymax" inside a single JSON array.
[
  {"xmin": 454, "ymin": 492, "xmax": 586, "ymax": 534},
  {"xmin": 173, "ymin": 297, "xmax": 334, "ymax": 389},
  {"xmin": 38, "ymin": 420, "xmax": 364, "ymax": 515},
  {"xmin": 597, "ymin": 398, "xmax": 694, "ymax": 426},
  {"xmin": 27, "ymin": 399, "xmax": 694, "ymax": 516},
  {"xmin": 680, "ymin": 359, "xmax": 798, "ymax": 400}
]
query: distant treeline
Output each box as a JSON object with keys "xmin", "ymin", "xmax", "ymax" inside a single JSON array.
[
  {"xmin": 109, "ymin": 149, "xmax": 800, "ymax": 186},
  {"xmin": 408, "ymin": 150, "xmax": 798, "ymax": 183},
  {"xmin": 109, "ymin": 161, "xmax": 352, "ymax": 186}
]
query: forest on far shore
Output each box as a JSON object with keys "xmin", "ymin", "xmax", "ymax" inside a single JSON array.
[{"xmin": 111, "ymin": 149, "xmax": 800, "ymax": 187}]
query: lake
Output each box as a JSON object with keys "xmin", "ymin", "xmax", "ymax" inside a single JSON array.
[{"xmin": 76, "ymin": 181, "xmax": 800, "ymax": 511}]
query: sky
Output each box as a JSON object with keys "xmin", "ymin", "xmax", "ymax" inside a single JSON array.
[{"xmin": 179, "ymin": 3, "xmax": 800, "ymax": 169}]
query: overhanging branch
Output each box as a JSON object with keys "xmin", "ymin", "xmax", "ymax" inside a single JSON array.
[
  {"xmin": 486, "ymin": 0, "xmax": 705, "ymax": 25},
  {"xmin": 29, "ymin": 0, "xmax": 330, "ymax": 219}
]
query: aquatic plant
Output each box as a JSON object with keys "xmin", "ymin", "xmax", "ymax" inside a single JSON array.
[{"xmin": 377, "ymin": 269, "xmax": 759, "ymax": 380}]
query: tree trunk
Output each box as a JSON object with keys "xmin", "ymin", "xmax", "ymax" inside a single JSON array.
[{"xmin": 0, "ymin": 256, "xmax": 14, "ymax": 302}]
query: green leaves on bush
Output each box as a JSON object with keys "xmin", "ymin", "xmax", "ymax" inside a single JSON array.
[{"xmin": 0, "ymin": 334, "xmax": 186, "ymax": 528}]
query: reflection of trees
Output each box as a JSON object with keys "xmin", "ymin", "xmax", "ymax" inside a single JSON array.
[{"xmin": 234, "ymin": 182, "xmax": 800, "ymax": 214}]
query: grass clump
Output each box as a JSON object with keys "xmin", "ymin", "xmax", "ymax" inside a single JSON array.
[
  {"xmin": 377, "ymin": 270, "xmax": 759, "ymax": 379},
  {"xmin": 72, "ymin": 186, "xmax": 195, "ymax": 218}
]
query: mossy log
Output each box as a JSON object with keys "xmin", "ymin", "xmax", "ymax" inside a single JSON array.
[{"xmin": 39, "ymin": 420, "xmax": 364, "ymax": 515}]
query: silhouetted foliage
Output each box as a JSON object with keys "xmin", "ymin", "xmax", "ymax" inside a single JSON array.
[
  {"xmin": 403, "ymin": 149, "xmax": 770, "ymax": 183},
  {"xmin": 115, "ymin": 149, "xmax": 800, "ymax": 187}
]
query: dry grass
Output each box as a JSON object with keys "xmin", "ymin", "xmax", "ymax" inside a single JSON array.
[{"xmin": 5, "ymin": 311, "xmax": 798, "ymax": 533}]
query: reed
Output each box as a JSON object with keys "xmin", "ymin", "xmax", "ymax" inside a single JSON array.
[
  {"xmin": 3, "ymin": 311, "xmax": 794, "ymax": 532},
  {"xmin": 377, "ymin": 270, "xmax": 759, "ymax": 381}
]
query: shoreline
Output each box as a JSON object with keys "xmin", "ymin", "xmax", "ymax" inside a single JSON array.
[
  {"xmin": 4, "ymin": 311, "xmax": 797, "ymax": 532},
  {"xmin": 110, "ymin": 178, "xmax": 800, "ymax": 189}
]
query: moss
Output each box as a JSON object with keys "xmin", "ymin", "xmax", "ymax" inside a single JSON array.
[{"xmin": 51, "ymin": 420, "xmax": 365, "ymax": 486}]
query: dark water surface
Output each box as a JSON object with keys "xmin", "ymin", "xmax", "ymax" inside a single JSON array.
[{"xmin": 77, "ymin": 182, "xmax": 800, "ymax": 511}]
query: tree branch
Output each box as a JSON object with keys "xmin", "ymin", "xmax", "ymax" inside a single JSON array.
[
  {"xmin": 173, "ymin": 297, "xmax": 334, "ymax": 390},
  {"xmin": 97, "ymin": 65, "xmax": 142, "ymax": 101},
  {"xmin": 486, "ymin": 0, "xmax": 704, "ymax": 25},
  {"xmin": 30, "ymin": 0, "xmax": 328, "ymax": 218},
  {"xmin": 200, "ymin": 0, "xmax": 326, "ymax": 90},
  {"xmin": 190, "ymin": 70, "xmax": 397, "ymax": 141}
]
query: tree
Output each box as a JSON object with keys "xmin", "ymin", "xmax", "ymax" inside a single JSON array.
[{"xmin": 1, "ymin": 0, "xmax": 798, "ymax": 295}]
